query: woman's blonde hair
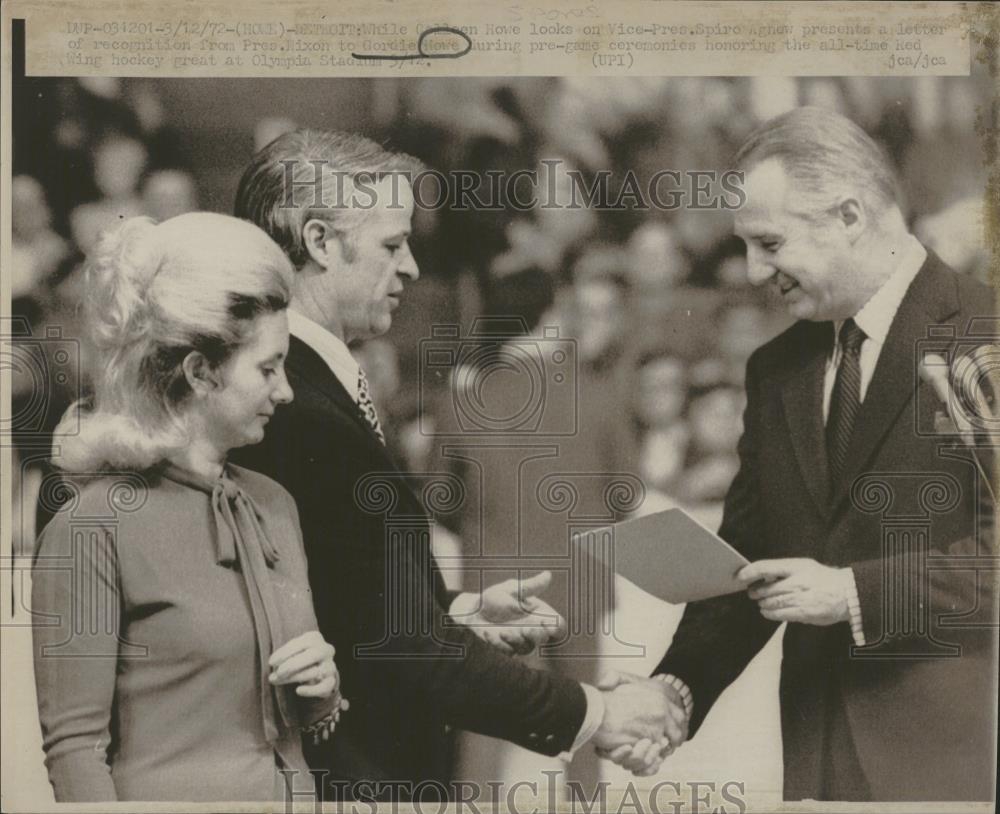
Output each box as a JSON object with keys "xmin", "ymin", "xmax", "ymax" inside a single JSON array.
[{"xmin": 54, "ymin": 212, "xmax": 292, "ymax": 472}]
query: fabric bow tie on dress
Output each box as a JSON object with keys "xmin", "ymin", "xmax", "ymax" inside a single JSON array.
[
  {"xmin": 210, "ymin": 476, "xmax": 281, "ymax": 568},
  {"xmin": 159, "ymin": 463, "xmax": 291, "ymax": 745}
]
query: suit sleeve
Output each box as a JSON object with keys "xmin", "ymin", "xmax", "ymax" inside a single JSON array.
[
  {"xmin": 32, "ymin": 512, "xmax": 120, "ymax": 802},
  {"xmin": 236, "ymin": 412, "xmax": 588, "ymax": 756},
  {"xmin": 653, "ymin": 352, "xmax": 781, "ymax": 736},
  {"xmin": 346, "ymin": 503, "xmax": 588, "ymax": 754},
  {"xmin": 850, "ymin": 442, "xmax": 997, "ymax": 651},
  {"xmin": 851, "ymin": 311, "xmax": 998, "ymax": 654}
]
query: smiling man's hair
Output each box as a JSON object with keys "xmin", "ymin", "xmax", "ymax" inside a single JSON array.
[{"xmin": 734, "ymin": 106, "xmax": 902, "ymax": 222}]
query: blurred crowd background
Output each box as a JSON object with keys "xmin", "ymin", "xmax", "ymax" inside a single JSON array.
[
  {"xmin": 7, "ymin": 57, "xmax": 997, "ymax": 802},
  {"xmin": 10, "ymin": 72, "xmax": 995, "ymax": 561}
]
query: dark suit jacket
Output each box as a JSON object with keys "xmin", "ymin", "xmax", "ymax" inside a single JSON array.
[
  {"xmin": 233, "ymin": 335, "xmax": 587, "ymax": 794},
  {"xmin": 656, "ymin": 252, "xmax": 997, "ymax": 801}
]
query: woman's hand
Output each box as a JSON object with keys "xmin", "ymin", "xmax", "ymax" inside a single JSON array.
[{"xmin": 268, "ymin": 630, "xmax": 339, "ymax": 699}]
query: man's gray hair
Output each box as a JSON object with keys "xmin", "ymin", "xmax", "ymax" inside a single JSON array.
[
  {"xmin": 234, "ymin": 129, "xmax": 424, "ymax": 268},
  {"xmin": 734, "ymin": 106, "xmax": 902, "ymax": 219}
]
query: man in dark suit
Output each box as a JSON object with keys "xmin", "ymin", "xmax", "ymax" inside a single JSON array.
[
  {"xmin": 602, "ymin": 107, "xmax": 997, "ymax": 800},
  {"xmin": 231, "ymin": 130, "xmax": 690, "ymax": 799}
]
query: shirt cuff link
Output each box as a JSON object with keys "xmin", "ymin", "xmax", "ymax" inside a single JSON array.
[{"xmin": 841, "ymin": 567, "xmax": 866, "ymax": 646}]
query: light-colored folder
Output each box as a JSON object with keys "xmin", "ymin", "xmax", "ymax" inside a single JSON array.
[{"xmin": 574, "ymin": 508, "xmax": 750, "ymax": 604}]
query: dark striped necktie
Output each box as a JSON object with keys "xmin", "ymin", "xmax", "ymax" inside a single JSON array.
[{"xmin": 827, "ymin": 318, "xmax": 866, "ymax": 488}]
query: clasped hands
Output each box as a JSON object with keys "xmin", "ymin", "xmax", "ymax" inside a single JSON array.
[{"xmin": 592, "ymin": 670, "xmax": 689, "ymax": 777}]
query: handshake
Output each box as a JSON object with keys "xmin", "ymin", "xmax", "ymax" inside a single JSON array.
[
  {"xmin": 455, "ymin": 572, "xmax": 691, "ymax": 776},
  {"xmin": 592, "ymin": 670, "xmax": 691, "ymax": 777}
]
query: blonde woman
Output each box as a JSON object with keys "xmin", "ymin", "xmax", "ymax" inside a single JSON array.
[{"xmin": 32, "ymin": 213, "xmax": 345, "ymax": 802}]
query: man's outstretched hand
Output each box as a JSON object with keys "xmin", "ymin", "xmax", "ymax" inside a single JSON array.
[{"xmin": 450, "ymin": 571, "xmax": 566, "ymax": 655}]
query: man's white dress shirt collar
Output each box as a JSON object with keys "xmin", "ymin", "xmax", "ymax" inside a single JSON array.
[
  {"xmin": 824, "ymin": 235, "xmax": 928, "ymax": 413},
  {"xmin": 847, "ymin": 235, "xmax": 927, "ymax": 348},
  {"xmin": 288, "ymin": 309, "xmax": 360, "ymax": 402}
]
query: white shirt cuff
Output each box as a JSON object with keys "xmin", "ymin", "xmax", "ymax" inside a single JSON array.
[
  {"xmin": 560, "ymin": 683, "xmax": 605, "ymax": 760},
  {"xmin": 841, "ymin": 567, "xmax": 866, "ymax": 646},
  {"xmin": 451, "ymin": 595, "xmax": 605, "ymax": 761}
]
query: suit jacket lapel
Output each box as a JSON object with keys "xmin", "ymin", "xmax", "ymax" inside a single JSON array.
[
  {"xmin": 780, "ymin": 321, "xmax": 833, "ymax": 520},
  {"xmin": 829, "ymin": 252, "xmax": 960, "ymax": 514},
  {"xmin": 286, "ymin": 335, "xmax": 398, "ymax": 466}
]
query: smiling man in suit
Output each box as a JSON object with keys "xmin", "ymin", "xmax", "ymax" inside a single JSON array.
[
  {"xmin": 231, "ymin": 130, "xmax": 689, "ymax": 800},
  {"xmin": 601, "ymin": 107, "xmax": 997, "ymax": 800}
]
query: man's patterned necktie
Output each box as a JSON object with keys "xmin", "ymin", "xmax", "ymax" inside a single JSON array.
[
  {"xmin": 826, "ymin": 318, "xmax": 866, "ymax": 489},
  {"xmin": 356, "ymin": 367, "xmax": 385, "ymax": 445}
]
